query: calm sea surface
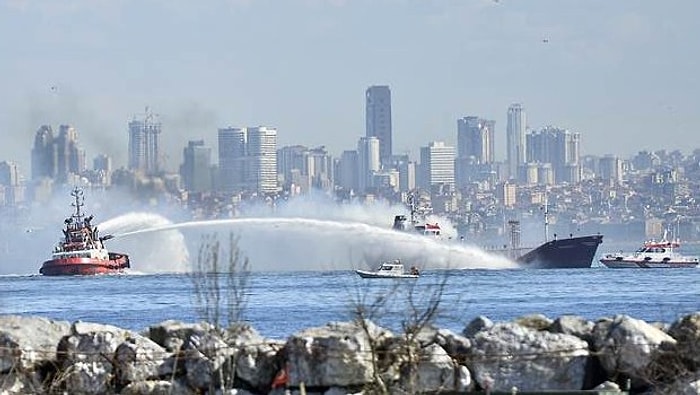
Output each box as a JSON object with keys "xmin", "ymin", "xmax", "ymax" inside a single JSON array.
[{"xmin": 2, "ymin": 267, "xmax": 699, "ymax": 340}]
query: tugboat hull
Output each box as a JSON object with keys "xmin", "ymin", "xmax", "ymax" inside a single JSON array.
[{"xmin": 39, "ymin": 253, "xmax": 130, "ymax": 276}]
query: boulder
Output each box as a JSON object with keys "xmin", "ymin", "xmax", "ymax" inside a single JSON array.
[
  {"xmin": 467, "ymin": 322, "xmax": 589, "ymax": 391},
  {"xmin": 549, "ymin": 315, "xmax": 595, "ymax": 343},
  {"xmin": 0, "ymin": 315, "xmax": 70, "ymax": 373},
  {"xmin": 113, "ymin": 335, "xmax": 171, "ymax": 386},
  {"xmin": 668, "ymin": 312, "xmax": 700, "ymax": 369},
  {"xmin": 515, "ymin": 313, "xmax": 553, "ymax": 331},
  {"xmin": 592, "ymin": 315, "xmax": 677, "ymax": 389},
  {"xmin": 225, "ymin": 324, "xmax": 285, "ymax": 393},
  {"xmin": 398, "ymin": 343, "xmax": 472, "ymax": 393},
  {"xmin": 182, "ymin": 330, "xmax": 235, "ymax": 390},
  {"xmin": 0, "ymin": 371, "xmax": 44, "ymax": 394},
  {"xmin": 285, "ymin": 320, "xmax": 392, "ymax": 388},
  {"xmin": 462, "ymin": 316, "xmax": 493, "ymax": 338},
  {"xmin": 148, "ymin": 320, "xmax": 217, "ymax": 352},
  {"xmin": 55, "ymin": 321, "xmax": 139, "ymax": 394},
  {"xmin": 120, "ymin": 379, "xmax": 195, "ymax": 395}
]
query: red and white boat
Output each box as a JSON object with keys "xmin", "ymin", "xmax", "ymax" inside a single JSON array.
[
  {"xmin": 39, "ymin": 188, "xmax": 130, "ymax": 276},
  {"xmin": 600, "ymin": 236, "xmax": 699, "ymax": 269}
]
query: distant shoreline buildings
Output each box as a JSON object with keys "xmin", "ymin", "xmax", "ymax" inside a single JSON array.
[{"xmin": 3, "ymin": 86, "xmax": 700, "ymax": 242}]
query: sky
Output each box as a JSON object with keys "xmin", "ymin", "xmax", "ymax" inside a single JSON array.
[{"xmin": 1, "ymin": 0, "xmax": 699, "ymax": 173}]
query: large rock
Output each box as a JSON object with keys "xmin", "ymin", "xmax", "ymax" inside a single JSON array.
[
  {"xmin": 397, "ymin": 343, "xmax": 472, "ymax": 393},
  {"xmin": 225, "ymin": 324, "xmax": 285, "ymax": 393},
  {"xmin": 55, "ymin": 321, "xmax": 139, "ymax": 394},
  {"xmin": 592, "ymin": 315, "xmax": 677, "ymax": 389},
  {"xmin": 462, "ymin": 316, "xmax": 493, "ymax": 338},
  {"xmin": 549, "ymin": 315, "xmax": 595, "ymax": 343},
  {"xmin": 0, "ymin": 371, "xmax": 44, "ymax": 394},
  {"xmin": 182, "ymin": 330, "xmax": 235, "ymax": 390},
  {"xmin": 667, "ymin": 312, "xmax": 700, "ymax": 369},
  {"xmin": 120, "ymin": 379, "xmax": 195, "ymax": 395},
  {"xmin": 285, "ymin": 320, "xmax": 392, "ymax": 388},
  {"xmin": 113, "ymin": 335, "xmax": 171, "ymax": 386},
  {"xmin": 467, "ymin": 322, "xmax": 589, "ymax": 392},
  {"xmin": 148, "ymin": 320, "xmax": 215, "ymax": 352},
  {"xmin": 515, "ymin": 313, "xmax": 553, "ymax": 331},
  {"xmin": 0, "ymin": 315, "xmax": 71, "ymax": 373}
]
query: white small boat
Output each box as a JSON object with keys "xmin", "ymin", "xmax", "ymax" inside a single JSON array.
[
  {"xmin": 355, "ymin": 260, "xmax": 420, "ymax": 279},
  {"xmin": 600, "ymin": 238, "xmax": 699, "ymax": 269}
]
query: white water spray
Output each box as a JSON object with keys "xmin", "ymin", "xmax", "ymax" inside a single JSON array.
[
  {"xmin": 114, "ymin": 217, "xmax": 517, "ymax": 272},
  {"xmin": 98, "ymin": 213, "xmax": 190, "ymax": 273}
]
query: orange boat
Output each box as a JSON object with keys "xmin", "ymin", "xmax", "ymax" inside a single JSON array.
[{"xmin": 39, "ymin": 188, "xmax": 130, "ymax": 276}]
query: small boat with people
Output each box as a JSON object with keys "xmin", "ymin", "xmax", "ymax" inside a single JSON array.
[
  {"xmin": 599, "ymin": 236, "xmax": 699, "ymax": 269},
  {"xmin": 355, "ymin": 260, "xmax": 420, "ymax": 279}
]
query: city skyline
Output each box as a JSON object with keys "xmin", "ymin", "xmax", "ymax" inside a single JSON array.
[{"xmin": 1, "ymin": 1, "xmax": 699, "ymax": 173}]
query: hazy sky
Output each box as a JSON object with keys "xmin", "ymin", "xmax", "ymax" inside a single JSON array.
[{"xmin": 1, "ymin": 0, "xmax": 699, "ymax": 173}]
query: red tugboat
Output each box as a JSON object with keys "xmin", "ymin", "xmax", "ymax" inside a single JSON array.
[{"xmin": 39, "ymin": 187, "xmax": 130, "ymax": 276}]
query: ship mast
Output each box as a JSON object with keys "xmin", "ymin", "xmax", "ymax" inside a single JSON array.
[
  {"xmin": 543, "ymin": 188, "xmax": 550, "ymax": 243},
  {"xmin": 71, "ymin": 187, "xmax": 84, "ymax": 224}
]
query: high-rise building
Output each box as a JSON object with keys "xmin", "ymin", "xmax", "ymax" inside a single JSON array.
[
  {"xmin": 506, "ymin": 103, "xmax": 526, "ymax": 180},
  {"xmin": 92, "ymin": 154, "xmax": 113, "ymax": 186},
  {"xmin": 599, "ymin": 155, "xmax": 623, "ymax": 184},
  {"xmin": 527, "ymin": 126, "xmax": 581, "ymax": 184},
  {"xmin": 30, "ymin": 124, "xmax": 84, "ymax": 183},
  {"xmin": 54, "ymin": 125, "xmax": 85, "ymax": 183},
  {"xmin": 457, "ymin": 116, "xmax": 495, "ymax": 164},
  {"xmin": 217, "ymin": 126, "xmax": 278, "ymax": 194},
  {"xmin": 456, "ymin": 116, "xmax": 495, "ymax": 189},
  {"xmin": 31, "ymin": 125, "xmax": 55, "ymax": 180},
  {"xmin": 180, "ymin": 140, "xmax": 212, "ymax": 193},
  {"xmin": 0, "ymin": 161, "xmax": 24, "ymax": 206},
  {"xmin": 128, "ymin": 108, "xmax": 161, "ymax": 175},
  {"xmin": 246, "ymin": 126, "xmax": 278, "ymax": 194},
  {"xmin": 337, "ymin": 150, "xmax": 359, "ymax": 192},
  {"xmin": 365, "ymin": 85, "xmax": 392, "ymax": 165},
  {"xmin": 218, "ymin": 127, "xmax": 247, "ymax": 193},
  {"xmin": 357, "ymin": 136, "xmax": 380, "ymax": 193},
  {"xmin": 419, "ymin": 141, "xmax": 455, "ymax": 190},
  {"xmin": 277, "ymin": 145, "xmax": 333, "ymax": 193}
]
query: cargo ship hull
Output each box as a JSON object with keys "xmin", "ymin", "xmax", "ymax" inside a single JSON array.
[{"xmin": 514, "ymin": 235, "xmax": 604, "ymax": 269}]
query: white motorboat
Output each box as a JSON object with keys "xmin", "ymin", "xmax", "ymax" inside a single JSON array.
[
  {"xmin": 600, "ymin": 238, "xmax": 699, "ymax": 269},
  {"xmin": 355, "ymin": 260, "xmax": 420, "ymax": 279}
]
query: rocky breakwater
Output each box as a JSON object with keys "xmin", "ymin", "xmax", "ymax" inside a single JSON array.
[{"xmin": 1, "ymin": 313, "xmax": 699, "ymax": 394}]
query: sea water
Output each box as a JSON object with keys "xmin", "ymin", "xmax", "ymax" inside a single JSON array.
[
  {"xmin": 1, "ymin": 214, "xmax": 699, "ymax": 340},
  {"xmin": 1, "ymin": 268, "xmax": 698, "ymax": 340}
]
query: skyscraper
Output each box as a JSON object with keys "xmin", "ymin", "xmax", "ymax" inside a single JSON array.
[
  {"xmin": 457, "ymin": 116, "xmax": 495, "ymax": 164},
  {"xmin": 30, "ymin": 124, "xmax": 84, "ymax": 183},
  {"xmin": 365, "ymin": 85, "xmax": 392, "ymax": 165},
  {"xmin": 419, "ymin": 141, "xmax": 455, "ymax": 190},
  {"xmin": 128, "ymin": 108, "xmax": 161, "ymax": 175},
  {"xmin": 357, "ymin": 136, "xmax": 380, "ymax": 193},
  {"xmin": 506, "ymin": 103, "xmax": 526, "ymax": 180},
  {"xmin": 247, "ymin": 126, "xmax": 278, "ymax": 194},
  {"xmin": 180, "ymin": 140, "xmax": 212, "ymax": 193},
  {"xmin": 31, "ymin": 125, "xmax": 55, "ymax": 180},
  {"xmin": 218, "ymin": 127, "xmax": 247, "ymax": 193},
  {"xmin": 54, "ymin": 125, "xmax": 85, "ymax": 183},
  {"xmin": 526, "ymin": 126, "xmax": 581, "ymax": 184},
  {"xmin": 456, "ymin": 116, "xmax": 495, "ymax": 189}
]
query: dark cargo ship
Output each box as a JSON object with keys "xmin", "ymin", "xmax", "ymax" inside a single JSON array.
[{"xmin": 394, "ymin": 195, "xmax": 603, "ymax": 269}]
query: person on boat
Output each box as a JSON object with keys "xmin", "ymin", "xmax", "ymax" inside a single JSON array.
[{"xmin": 410, "ymin": 266, "xmax": 419, "ymax": 276}]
